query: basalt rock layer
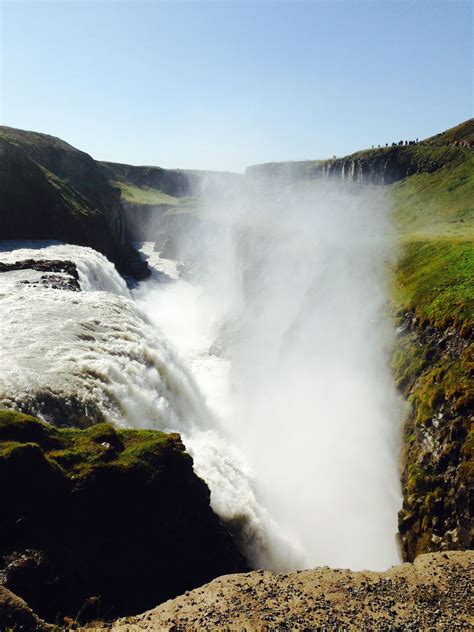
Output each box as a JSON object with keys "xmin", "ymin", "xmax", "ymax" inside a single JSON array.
[
  {"xmin": 393, "ymin": 314, "xmax": 472, "ymax": 560},
  {"xmin": 246, "ymin": 118, "xmax": 474, "ymax": 185},
  {"xmin": 0, "ymin": 411, "xmax": 247, "ymax": 625}
]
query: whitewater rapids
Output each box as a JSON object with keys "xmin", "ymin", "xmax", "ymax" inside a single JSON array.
[
  {"xmin": 0, "ymin": 212, "xmax": 402, "ymax": 572},
  {"xmin": 0, "ymin": 240, "xmax": 301, "ymax": 570}
]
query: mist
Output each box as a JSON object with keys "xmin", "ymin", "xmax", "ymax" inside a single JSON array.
[{"xmin": 136, "ymin": 175, "xmax": 402, "ymax": 571}]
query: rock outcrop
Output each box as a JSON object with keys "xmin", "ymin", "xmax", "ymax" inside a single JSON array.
[
  {"xmin": 246, "ymin": 118, "xmax": 473, "ymax": 185},
  {"xmin": 393, "ymin": 313, "xmax": 473, "ymax": 561},
  {"xmin": 0, "ymin": 586, "xmax": 52, "ymax": 632},
  {"xmin": 0, "ymin": 411, "xmax": 247, "ymax": 624},
  {"xmin": 0, "ymin": 127, "xmax": 149, "ymax": 279},
  {"xmin": 247, "ymin": 144, "xmax": 471, "ymax": 186},
  {"xmin": 91, "ymin": 551, "xmax": 473, "ymax": 631},
  {"xmin": 0, "ymin": 259, "xmax": 81, "ymax": 291}
]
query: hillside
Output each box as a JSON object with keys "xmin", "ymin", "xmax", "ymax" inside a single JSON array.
[
  {"xmin": 246, "ymin": 119, "xmax": 474, "ymax": 185},
  {"xmin": 99, "ymin": 160, "xmax": 243, "ymax": 239},
  {"xmin": 388, "ymin": 123, "xmax": 473, "ymax": 561},
  {"xmin": 0, "ymin": 127, "xmax": 148, "ymax": 278}
]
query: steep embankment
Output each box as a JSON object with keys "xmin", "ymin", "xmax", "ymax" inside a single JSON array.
[
  {"xmin": 389, "ymin": 123, "xmax": 473, "ymax": 561},
  {"xmin": 0, "ymin": 411, "xmax": 247, "ymax": 625},
  {"xmin": 0, "ymin": 127, "xmax": 148, "ymax": 278},
  {"xmin": 92, "ymin": 551, "xmax": 473, "ymax": 631}
]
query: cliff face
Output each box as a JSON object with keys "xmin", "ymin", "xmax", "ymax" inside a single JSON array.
[
  {"xmin": 246, "ymin": 144, "xmax": 470, "ymax": 186},
  {"xmin": 100, "ymin": 161, "xmax": 191, "ymax": 198},
  {"xmin": 394, "ymin": 315, "xmax": 472, "ymax": 560},
  {"xmin": 0, "ymin": 127, "xmax": 148, "ymax": 279},
  {"xmin": 99, "ymin": 161, "xmax": 244, "ymax": 240},
  {"xmin": 0, "ymin": 411, "xmax": 247, "ymax": 624},
  {"xmin": 246, "ymin": 118, "xmax": 474, "ymax": 186},
  {"xmin": 317, "ymin": 146, "xmax": 450, "ymax": 184}
]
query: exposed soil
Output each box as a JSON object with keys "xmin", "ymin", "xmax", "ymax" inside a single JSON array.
[{"xmin": 89, "ymin": 551, "xmax": 473, "ymax": 631}]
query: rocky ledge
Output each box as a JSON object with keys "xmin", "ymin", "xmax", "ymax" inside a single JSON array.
[
  {"xmin": 0, "ymin": 411, "xmax": 247, "ymax": 625},
  {"xmin": 0, "ymin": 259, "xmax": 81, "ymax": 291},
  {"xmin": 90, "ymin": 551, "xmax": 473, "ymax": 631},
  {"xmin": 393, "ymin": 313, "xmax": 472, "ymax": 561}
]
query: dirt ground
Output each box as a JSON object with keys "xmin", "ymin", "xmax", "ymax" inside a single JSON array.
[{"xmin": 89, "ymin": 550, "xmax": 473, "ymax": 631}]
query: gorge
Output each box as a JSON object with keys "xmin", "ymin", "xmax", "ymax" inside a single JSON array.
[{"xmin": 0, "ymin": 120, "xmax": 472, "ymax": 629}]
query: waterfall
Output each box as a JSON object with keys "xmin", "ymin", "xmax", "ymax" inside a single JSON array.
[
  {"xmin": 136, "ymin": 177, "xmax": 403, "ymax": 572},
  {"xmin": 0, "ymin": 240, "xmax": 303, "ymax": 571},
  {"xmin": 0, "ymin": 183, "xmax": 403, "ymax": 572}
]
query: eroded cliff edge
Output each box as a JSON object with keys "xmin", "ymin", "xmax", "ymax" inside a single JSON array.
[{"xmin": 0, "ymin": 411, "xmax": 247, "ymax": 625}]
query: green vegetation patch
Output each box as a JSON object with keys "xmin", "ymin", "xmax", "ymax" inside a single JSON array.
[
  {"xmin": 391, "ymin": 151, "xmax": 474, "ymax": 237},
  {"xmin": 113, "ymin": 181, "xmax": 180, "ymax": 206},
  {"xmin": 393, "ymin": 238, "xmax": 473, "ymax": 332},
  {"xmin": 0, "ymin": 409, "xmax": 180, "ymax": 479},
  {"xmin": 41, "ymin": 166, "xmax": 101, "ymax": 218}
]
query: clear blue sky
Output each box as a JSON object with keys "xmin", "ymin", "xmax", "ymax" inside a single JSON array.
[{"xmin": 1, "ymin": 1, "xmax": 472, "ymax": 171}]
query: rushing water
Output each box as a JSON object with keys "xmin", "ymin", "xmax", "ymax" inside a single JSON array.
[
  {"xmin": 0, "ymin": 240, "xmax": 301, "ymax": 570},
  {"xmin": 0, "ymin": 196, "xmax": 402, "ymax": 571}
]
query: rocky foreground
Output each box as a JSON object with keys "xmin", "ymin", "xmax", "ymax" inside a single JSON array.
[
  {"xmin": 83, "ymin": 551, "xmax": 473, "ymax": 631},
  {"xmin": 0, "ymin": 412, "xmax": 246, "ymax": 624}
]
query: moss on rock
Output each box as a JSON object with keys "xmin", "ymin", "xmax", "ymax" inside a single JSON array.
[{"xmin": 0, "ymin": 410, "xmax": 247, "ymax": 624}]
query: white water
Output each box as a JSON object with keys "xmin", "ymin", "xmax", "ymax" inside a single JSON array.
[
  {"xmin": 0, "ymin": 179, "xmax": 402, "ymax": 572},
  {"xmin": 134, "ymin": 178, "xmax": 403, "ymax": 571},
  {"xmin": 0, "ymin": 240, "xmax": 301, "ymax": 570}
]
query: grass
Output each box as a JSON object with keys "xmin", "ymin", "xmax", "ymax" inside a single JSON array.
[
  {"xmin": 392, "ymin": 238, "xmax": 473, "ymax": 332},
  {"xmin": 389, "ymin": 144, "xmax": 473, "ymax": 331},
  {"xmin": 390, "ymin": 151, "xmax": 474, "ymax": 238},
  {"xmin": 0, "ymin": 410, "xmax": 179, "ymax": 479},
  {"xmin": 113, "ymin": 181, "xmax": 180, "ymax": 206},
  {"xmin": 0, "ymin": 125, "xmax": 76, "ymax": 155},
  {"xmin": 41, "ymin": 166, "xmax": 101, "ymax": 218},
  {"xmin": 389, "ymin": 127, "xmax": 473, "ymax": 560}
]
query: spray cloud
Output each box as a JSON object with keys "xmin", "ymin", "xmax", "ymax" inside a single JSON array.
[{"xmin": 143, "ymin": 173, "xmax": 402, "ymax": 571}]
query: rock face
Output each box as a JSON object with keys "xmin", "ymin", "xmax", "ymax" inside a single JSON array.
[
  {"xmin": 247, "ymin": 144, "xmax": 470, "ymax": 185},
  {"xmin": 92, "ymin": 551, "xmax": 473, "ymax": 631},
  {"xmin": 0, "ymin": 411, "xmax": 247, "ymax": 624},
  {"xmin": 393, "ymin": 313, "xmax": 473, "ymax": 561},
  {"xmin": 0, "ymin": 127, "xmax": 149, "ymax": 279},
  {"xmin": 99, "ymin": 161, "xmax": 244, "ymax": 242},
  {"xmin": 317, "ymin": 146, "xmax": 447, "ymax": 184},
  {"xmin": 246, "ymin": 119, "xmax": 473, "ymax": 185},
  {"xmin": 0, "ymin": 586, "xmax": 52, "ymax": 632},
  {"xmin": 0, "ymin": 259, "xmax": 81, "ymax": 291}
]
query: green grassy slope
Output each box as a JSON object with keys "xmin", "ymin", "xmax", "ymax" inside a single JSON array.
[
  {"xmin": 0, "ymin": 126, "xmax": 150, "ymax": 277},
  {"xmin": 389, "ymin": 120, "xmax": 473, "ymax": 560},
  {"xmin": 114, "ymin": 181, "xmax": 180, "ymax": 206},
  {"xmin": 390, "ymin": 147, "xmax": 474, "ymax": 331}
]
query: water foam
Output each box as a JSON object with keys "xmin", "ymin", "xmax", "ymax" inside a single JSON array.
[{"xmin": 0, "ymin": 240, "xmax": 301, "ymax": 570}]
